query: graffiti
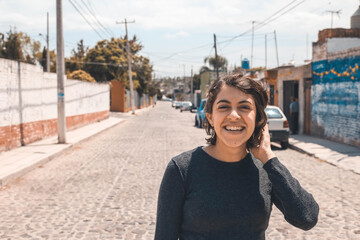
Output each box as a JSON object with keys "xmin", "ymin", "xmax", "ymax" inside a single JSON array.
[{"xmin": 312, "ymin": 56, "xmax": 360, "ymax": 144}]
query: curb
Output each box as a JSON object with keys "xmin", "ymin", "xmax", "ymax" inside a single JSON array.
[{"xmin": 0, "ymin": 118, "xmax": 125, "ymax": 188}]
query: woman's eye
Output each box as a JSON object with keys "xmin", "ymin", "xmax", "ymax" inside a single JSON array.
[
  {"xmin": 240, "ymin": 106, "xmax": 251, "ymax": 110},
  {"xmin": 218, "ymin": 105, "xmax": 229, "ymax": 109}
]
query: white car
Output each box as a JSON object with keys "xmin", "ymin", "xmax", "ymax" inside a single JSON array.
[
  {"xmin": 172, "ymin": 101, "xmax": 178, "ymax": 108},
  {"xmin": 180, "ymin": 101, "xmax": 192, "ymax": 112},
  {"xmin": 265, "ymin": 105, "xmax": 290, "ymax": 149}
]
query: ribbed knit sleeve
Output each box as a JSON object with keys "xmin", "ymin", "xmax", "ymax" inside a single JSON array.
[
  {"xmin": 263, "ymin": 157, "xmax": 319, "ymax": 230},
  {"xmin": 154, "ymin": 160, "xmax": 185, "ymax": 240}
]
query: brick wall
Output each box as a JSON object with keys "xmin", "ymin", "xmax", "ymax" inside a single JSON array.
[
  {"xmin": 317, "ymin": 28, "xmax": 360, "ymax": 43},
  {"xmin": 0, "ymin": 58, "xmax": 110, "ymax": 152}
]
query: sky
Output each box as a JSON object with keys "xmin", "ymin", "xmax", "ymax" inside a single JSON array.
[{"xmin": 0, "ymin": 0, "xmax": 358, "ymax": 78}]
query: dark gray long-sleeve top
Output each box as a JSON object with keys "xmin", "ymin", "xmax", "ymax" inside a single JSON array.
[{"xmin": 155, "ymin": 147, "xmax": 319, "ymax": 240}]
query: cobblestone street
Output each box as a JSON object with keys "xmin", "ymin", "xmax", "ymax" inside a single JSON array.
[{"xmin": 0, "ymin": 101, "xmax": 359, "ymax": 239}]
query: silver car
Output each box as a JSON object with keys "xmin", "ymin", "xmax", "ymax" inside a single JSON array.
[{"xmin": 180, "ymin": 101, "xmax": 192, "ymax": 112}]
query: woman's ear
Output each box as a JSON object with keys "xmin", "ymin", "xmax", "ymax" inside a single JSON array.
[{"xmin": 206, "ymin": 113, "xmax": 213, "ymax": 127}]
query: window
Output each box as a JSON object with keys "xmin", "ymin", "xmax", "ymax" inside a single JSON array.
[{"xmin": 265, "ymin": 108, "xmax": 283, "ymax": 119}]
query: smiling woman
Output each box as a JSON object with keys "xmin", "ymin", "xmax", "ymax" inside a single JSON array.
[{"xmin": 155, "ymin": 74, "xmax": 319, "ymax": 239}]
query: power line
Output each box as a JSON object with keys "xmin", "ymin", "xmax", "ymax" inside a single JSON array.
[
  {"xmin": 68, "ymin": 0, "xmax": 104, "ymax": 39},
  {"xmin": 255, "ymin": 0, "xmax": 307, "ymax": 30},
  {"xmin": 72, "ymin": 0, "xmax": 110, "ymax": 38},
  {"xmin": 79, "ymin": 0, "xmax": 114, "ymax": 38},
  {"xmin": 87, "ymin": 0, "xmax": 116, "ymax": 36},
  {"xmin": 144, "ymin": 42, "xmax": 213, "ymax": 63},
  {"xmin": 255, "ymin": 0, "xmax": 298, "ymax": 29},
  {"xmin": 217, "ymin": 0, "xmax": 306, "ymax": 49}
]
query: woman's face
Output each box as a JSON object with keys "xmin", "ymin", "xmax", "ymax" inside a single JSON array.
[{"xmin": 206, "ymin": 84, "xmax": 256, "ymax": 149}]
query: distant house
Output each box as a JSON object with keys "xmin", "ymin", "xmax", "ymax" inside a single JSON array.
[
  {"xmin": 264, "ymin": 64, "xmax": 312, "ymax": 135},
  {"xmin": 200, "ymin": 69, "xmax": 226, "ymax": 99}
]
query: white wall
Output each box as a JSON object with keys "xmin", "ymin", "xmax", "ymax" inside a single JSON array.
[
  {"xmin": 0, "ymin": 58, "xmax": 109, "ymax": 127},
  {"xmin": 327, "ymin": 38, "xmax": 360, "ymax": 53}
]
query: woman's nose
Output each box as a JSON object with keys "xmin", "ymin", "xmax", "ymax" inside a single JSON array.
[{"xmin": 228, "ymin": 109, "xmax": 241, "ymax": 120}]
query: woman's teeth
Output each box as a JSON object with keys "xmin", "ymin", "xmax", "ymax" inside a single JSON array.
[{"xmin": 224, "ymin": 126, "xmax": 244, "ymax": 131}]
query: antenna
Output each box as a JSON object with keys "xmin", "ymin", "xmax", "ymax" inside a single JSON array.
[{"xmin": 326, "ymin": 9, "xmax": 342, "ymax": 28}]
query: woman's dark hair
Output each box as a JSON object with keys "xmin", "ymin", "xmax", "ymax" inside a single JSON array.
[{"xmin": 203, "ymin": 73, "xmax": 269, "ymax": 149}]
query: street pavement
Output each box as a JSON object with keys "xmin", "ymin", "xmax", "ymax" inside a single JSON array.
[{"xmin": 0, "ymin": 101, "xmax": 359, "ymax": 239}]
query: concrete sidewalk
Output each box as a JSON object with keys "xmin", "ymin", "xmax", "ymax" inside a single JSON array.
[
  {"xmin": 289, "ymin": 135, "xmax": 360, "ymax": 174},
  {"xmin": 0, "ymin": 107, "xmax": 154, "ymax": 188},
  {"xmin": 0, "ymin": 117, "xmax": 125, "ymax": 188}
]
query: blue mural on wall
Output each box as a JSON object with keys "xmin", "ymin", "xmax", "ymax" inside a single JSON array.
[{"xmin": 312, "ymin": 55, "xmax": 360, "ymax": 145}]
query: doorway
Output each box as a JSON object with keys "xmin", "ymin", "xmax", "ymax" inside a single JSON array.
[{"xmin": 283, "ymin": 80, "xmax": 298, "ymax": 121}]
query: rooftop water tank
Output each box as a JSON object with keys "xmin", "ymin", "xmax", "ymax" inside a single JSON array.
[{"xmin": 241, "ymin": 58, "xmax": 250, "ymax": 69}]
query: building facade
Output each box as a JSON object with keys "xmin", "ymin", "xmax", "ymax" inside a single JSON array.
[{"xmin": 311, "ymin": 28, "xmax": 360, "ymax": 147}]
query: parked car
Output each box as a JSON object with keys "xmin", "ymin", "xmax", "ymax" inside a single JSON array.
[
  {"xmin": 180, "ymin": 101, "xmax": 192, "ymax": 112},
  {"xmin": 195, "ymin": 99, "xmax": 206, "ymax": 128},
  {"xmin": 162, "ymin": 97, "xmax": 172, "ymax": 101},
  {"xmin": 172, "ymin": 101, "xmax": 178, "ymax": 108},
  {"xmin": 175, "ymin": 101, "xmax": 183, "ymax": 109},
  {"xmin": 265, "ymin": 105, "xmax": 290, "ymax": 149}
]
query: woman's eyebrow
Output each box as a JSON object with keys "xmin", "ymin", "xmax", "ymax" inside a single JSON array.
[
  {"xmin": 216, "ymin": 99, "xmax": 253, "ymax": 105},
  {"xmin": 216, "ymin": 99, "xmax": 230, "ymax": 104},
  {"xmin": 239, "ymin": 100, "xmax": 253, "ymax": 105}
]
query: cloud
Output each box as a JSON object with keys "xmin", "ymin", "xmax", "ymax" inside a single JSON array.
[{"xmin": 164, "ymin": 31, "xmax": 189, "ymax": 39}]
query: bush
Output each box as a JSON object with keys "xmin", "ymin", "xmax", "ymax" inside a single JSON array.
[{"xmin": 67, "ymin": 70, "xmax": 96, "ymax": 82}]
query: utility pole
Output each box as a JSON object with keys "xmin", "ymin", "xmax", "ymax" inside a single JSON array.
[
  {"xmin": 213, "ymin": 34, "xmax": 219, "ymax": 80},
  {"xmin": 251, "ymin": 21, "xmax": 255, "ymax": 69},
  {"xmin": 265, "ymin": 34, "xmax": 267, "ymax": 69},
  {"xmin": 183, "ymin": 64, "xmax": 186, "ymax": 100},
  {"xmin": 274, "ymin": 30, "xmax": 279, "ymax": 67},
  {"xmin": 56, "ymin": 0, "xmax": 66, "ymax": 143},
  {"xmin": 116, "ymin": 19, "xmax": 135, "ymax": 114},
  {"xmin": 306, "ymin": 33, "xmax": 309, "ymax": 60},
  {"xmin": 46, "ymin": 12, "xmax": 50, "ymax": 72},
  {"xmin": 190, "ymin": 66, "xmax": 193, "ymax": 105}
]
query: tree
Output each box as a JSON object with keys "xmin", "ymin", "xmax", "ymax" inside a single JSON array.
[
  {"xmin": 65, "ymin": 39, "xmax": 89, "ymax": 73},
  {"xmin": 35, "ymin": 48, "xmax": 56, "ymax": 72},
  {"xmin": 37, "ymin": 46, "xmax": 47, "ymax": 71},
  {"xmin": 84, "ymin": 37, "xmax": 130, "ymax": 83},
  {"xmin": 0, "ymin": 28, "xmax": 40, "ymax": 64},
  {"xmin": 148, "ymin": 80, "xmax": 161, "ymax": 98},
  {"xmin": 134, "ymin": 56, "xmax": 153, "ymax": 96},
  {"xmin": 67, "ymin": 70, "xmax": 96, "ymax": 82},
  {"xmin": 84, "ymin": 36, "xmax": 151, "ymax": 95},
  {"xmin": 72, "ymin": 39, "xmax": 88, "ymax": 59},
  {"xmin": 204, "ymin": 55, "xmax": 228, "ymax": 71}
]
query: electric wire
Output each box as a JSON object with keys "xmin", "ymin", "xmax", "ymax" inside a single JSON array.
[
  {"xmin": 68, "ymin": 0, "xmax": 104, "ymax": 39},
  {"xmin": 79, "ymin": 0, "xmax": 115, "ymax": 38},
  {"xmin": 71, "ymin": 0, "xmax": 110, "ymax": 38},
  {"xmin": 218, "ymin": 0, "xmax": 307, "ymax": 50}
]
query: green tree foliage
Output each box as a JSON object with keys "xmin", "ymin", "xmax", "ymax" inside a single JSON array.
[
  {"xmin": 204, "ymin": 55, "xmax": 228, "ymax": 71},
  {"xmin": 147, "ymin": 80, "xmax": 161, "ymax": 98},
  {"xmin": 67, "ymin": 69, "xmax": 96, "ymax": 82},
  {"xmin": 65, "ymin": 39, "xmax": 89, "ymax": 73},
  {"xmin": 134, "ymin": 56, "xmax": 153, "ymax": 96},
  {"xmin": 0, "ymin": 28, "xmax": 40, "ymax": 64},
  {"xmin": 84, "ymin": 37, "xmax": 133, "ymax": 83},
  {"xmin": 84, "ymin": 36, "xmax": 153, "ymax": 96},
  {"xmin": 35, "ymin": 48, "xmax": 56, "ymax": 72}
]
